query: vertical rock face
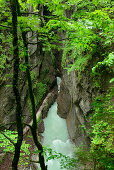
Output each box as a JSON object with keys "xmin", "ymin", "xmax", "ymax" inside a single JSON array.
[
  {"xmin": 57, "ymin": 70, "xmax": 97, "ymax": 146},
  {"xmin": 57, "ymin": 66, "xmax": 112, "ymax": 146},
  {"xmin": 0, "ymin": 5, "xmax": 62, "ymax": 128},
  {"xmin": 57, "ymin": 79, "xmax": 71, "ymax": 118},
  {"xmin": 0, "ymin": 42, "xmax": 57, "ymax": 128}
]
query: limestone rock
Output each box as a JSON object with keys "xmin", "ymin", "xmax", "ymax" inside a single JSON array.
[
  {"xmin": 57, "ymin": 69, "xmax": 93, "ymax": 146},
  {"xmin": 37, "ymin": 119, "xmax": 45, "ymax": 133},
  {"xmin": 57, "ymin": 80, "xmax": 71, "ymax": 118}
]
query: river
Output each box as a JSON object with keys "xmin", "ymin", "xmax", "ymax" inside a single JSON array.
[{"xmin": 42, "ymin": 77, "xmax": 74, "ymax": 170}]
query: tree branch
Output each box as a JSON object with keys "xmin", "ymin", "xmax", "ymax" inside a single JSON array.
[
  {"xmin": 30, "ymin": 64, "xmax": 38, "ymax": 71},
  {"xmin": 27, "ymin": 41, "xmax": 40, "ymax": 45},
  {"xmin": 0, "ymin": 121, "xmax": 16, "ymax": 129},
  {"xmin": 29, "ymin": 160, "xmax": 40, "ymax": 163},
  {"xmin": 21, "ymin": 12, "xmax": 39, "ymax": 15},
  {"xmin": 0, "ymin": 24, "xmax": 11, "ymax": 28},
  {"xmin": 23, "ymin": 122, "xmax": 32, "ymax": 135},
  {"xmin": 23, "ymin": 123, "xmax": 32, "ymax": 129},
  {"xmin": 0, "ymin": 131, "xmax": 16, "ymax": 146}
]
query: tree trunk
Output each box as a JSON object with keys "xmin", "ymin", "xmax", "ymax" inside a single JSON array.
[
  {"xmin": 22, "ymin": 31, "xmax": 47, "ymax": 170},
  {"xmin": 10, "ymin": 0, "xmax": 23, "ymax": 169},
  {"xmin": 15, "ymin": 1, "xmax": 47, "ymax": 169}
]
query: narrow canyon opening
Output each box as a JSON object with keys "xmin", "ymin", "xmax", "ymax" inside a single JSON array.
[{"xmin": 42, "ymin": 77, "xmax": 74, "ymax": 170}]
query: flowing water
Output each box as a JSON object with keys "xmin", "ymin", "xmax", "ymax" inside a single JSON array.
[{"xmin": 42, "ymin": 77, "xmax": 74, "ymax": 170}]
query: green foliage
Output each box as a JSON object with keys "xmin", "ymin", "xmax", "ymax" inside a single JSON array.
[
  {"xmin": 36, "ymin": 82, "xmax": 47, "ymax": 104},
  {"xmin": 70, "ymin": 88, "xmax": 114, "ymax": 170},
  {"xmin": 0, "ymin": 32, "xmax": 12, "ymax": 83},
  {"xmin": 19, "ymin": 64, "xmax": 27, "ymax": 72},
  {"xmin": 0, "ymin": 0, "xmax": 12, "ymax": 83},
  {"xmin": 61, "ymin": 0, "xmax": 113, "ymax": 79},
  {"xmin": 92, "ymin": 52, "xmax": 114, "ymax": 74},
  {"xmin": 0, "ymin": 130, "xmax": 31, "ymax": 166},
  {"xmin": 0, "ymin": 0, "xmax": 113, "ymax": 169},
  {"xmin": 72, "ymin": 145, "xmax": 94, "ymax": 170},
  {"xmin": 90, "ymin": 88, "xmax": 113, "ymax": 169},
  {"xmin": 91, "ymin": 52, "xmax": 114, "ymax": 88},
  {"xmin": 34, "ymin": 146, "xmax": 76, "ymax": 170},
  {"xmin": 28, "ymin": 81, "xmax": 47, "ymax": 113},
  {"xmin": 18, "ymin": 15, "xmax": 41, "ymax": 32},
  {"xmin": 110, "ymin": 77, "xmax": 114, "ymax": 83},
  {"xmin": 0, "ymin": 0, "xmax": 61, "ymax": 83},
  {"xmin": 30, "ymin": 70, "xmax": 37, "ymax": 81}
]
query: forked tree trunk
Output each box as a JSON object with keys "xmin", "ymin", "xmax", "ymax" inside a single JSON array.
[{"xmin": 16, "ymin": 0, "xmax": 47, "ymax": 169}]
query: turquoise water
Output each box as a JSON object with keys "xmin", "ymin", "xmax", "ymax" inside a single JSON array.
[{"xmin": 42, "ymin": 77, "xmax": 73, "ymax": 170}]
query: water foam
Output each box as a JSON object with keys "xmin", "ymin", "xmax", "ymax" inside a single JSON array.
[{"xmin": 42, "ymin": 77, "xmax": 74, "ymax": 170}]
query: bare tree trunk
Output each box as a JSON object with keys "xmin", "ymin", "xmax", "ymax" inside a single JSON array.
[{"xmin": 10, "ymin": 0, "xmax": 23, "ymax": 169}]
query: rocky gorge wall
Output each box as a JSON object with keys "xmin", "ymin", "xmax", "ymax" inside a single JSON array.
[
  {"xmin": 57, "ymin": 70, "xmax": 91, "ymax": 146},
  {"xmin": 0, "ymin": 4, "xmax": 63, "ymax": 130},
  {"xmin": 57, "ymin": 67, "xmax": 111, "ymax": 147},
  {"xmin": 0, "ymin": 34, "xmax": 58, "ymax": 129}
]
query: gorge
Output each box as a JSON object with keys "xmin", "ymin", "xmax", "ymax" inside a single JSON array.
[
  {"xmin": 42, "ymin": 77, "xmax": 74, "ymax": 170},
  {"xmin": 0, "ymin": 0, "xmax": 113, "ymax": 170}
]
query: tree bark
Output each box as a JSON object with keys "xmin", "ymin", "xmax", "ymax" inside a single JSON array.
[
  {"xmin": 22, "ymin": 31, "xmax": 47, "ymax": 170},
  {"xmin": 10, "ymin": 0, "xmax": 23, "ymax": 169},
  {"xmin": 15, "ymin": 1, "xmax": 47, "ymax": 169}
]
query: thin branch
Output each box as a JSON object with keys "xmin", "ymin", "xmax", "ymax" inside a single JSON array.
[
  {"xmin": 0, "ymin": 131, "xmax": 16, "ymax": 146},
  {"xmin": 23, "ymin": 123, "xmax": 32, "ymax": 129},
  {"xmin": 21, "ymin": 13, "xmax": 70, "ymax": 21},
  {"xmin": 0, "ymin": 121, "xmax": 16, "ymax": 129},
  {"xmin": 29, "ymin": 160, "xmax": 40, "ymax": 163},
  {"xmin": 30, "ymin": 64, "xmax": 38, "ymax": 71},
  {"xmin": 0, "ymin": 24, "xmax": 11, "ymax": 28},
  {"xmin": 27, "ymin": 41, "xmax": 40, "ymax": 45},
  {"xmin": 27, "ymin": 38, "xmax": 47, "ymax": 44},
  {"xmin": 21, "ymin": 12, "xmax": 39, "ymax": 15},
  {"xmin": 27, "ymin": 32, "xmax": 37, "ymax": 40},
  {"xmin": 23, "ymin": 122, "xmax": 32, "ymax": 135}
]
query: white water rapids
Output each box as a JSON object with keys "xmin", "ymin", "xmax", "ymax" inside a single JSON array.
[{"xmin": 42, "ymin": 77, "xmax": 74, "ymax": 170}]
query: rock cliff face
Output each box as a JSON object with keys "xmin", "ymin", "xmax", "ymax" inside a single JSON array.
[
  {"xmin": 0, "ymin": 5, "xmax": 62, "ymax": 129},
  {"xmin": 0, "ymin": 41, "xmax": 57, "ymax": 128},
  {"xmin": 57, "ymin": 64, "xmax": 112, "ymax": 146},
  {"xmin": 57, "ymin": 69, "xmax": 98, "ymax": 146}
]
